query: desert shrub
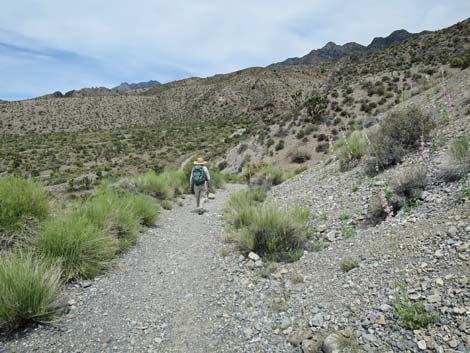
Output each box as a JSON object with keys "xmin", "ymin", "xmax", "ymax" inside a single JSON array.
[
  {"xmin": 81, "ymin": 191, "xmax": 158, "ymax": 251},
  {"xmin": 0, "ymin": 251, "xmax": 62, "ymax": 332},
  {"xmin": 294, "ymin": 166, "xmax": 309, "ymax": 175},
  {"xmin": 217, "ymin": 160, "xmax": 228, "ymax": 171},
  {"xmin": 450, "ymin": 55, "xmax": 470, "ymax": 69},
  {"xmin": 208, "ymin": 168, "xmax": 225, "ymax": 193},
  {"xmin": 129, "ymin": 194, "xmax": 160, "ymax": 226},
  {"xmin": 296, "ymin": 130, "xmax": 305, "ymax": 139},
  {"xmin": 36, "ymin": 210, "xmax": 118, "ymax": 280},
  {"xmin": 336, "ymin": 131, "xmax": 368, "ymax": 171},
  {"xmin": 315, "ymin": 142, "xmax": 329, "ymax": 153},
  {"xmin": 135, "ymin": 170, "xmax": 186, "ymax": 199},
  {"xmin": 340, "ymin": 258, "xmax": 359, "ymax": 272},
  {"xmin": 366, "ymin": 107, "xmax": 434, "ymax": 174},
  {"xmin": 225, "ymin": 189, "xmax": 266, "ymax": 230},
  {"xmin": 250, "ymin": 165, "xmax": 293, "ymax": 190},
  {"xmin": 275, "ymin": 140, "xmax": 285, "ymax": 151},
  {"xmin": 237, "ymin": 204, "xmax": 310, "ymax": 262},
  {"xmin": 391, "ymin": 166, "xmax": 427, "ymax": 199},
  {"xmin": 223, "ymin": 173, "xmax": 245, "ymax": 184},
  {"xmin": 160, "ymin": 200, "xmax": 173, "ymax": 210},
  {"xmin": 395, "ymin": 289, "xmax": 438, "ymax": 329},
  {"xmin": 83, "ymin": 192, "xmax": 139, "ymax": 240},
  {"xmin": 305, "ymin": 95, "xmax": 327, "ymax": 121},
  {"xmin": 439, "ymin": 136, "xmax": 470, "ymax": 181},
  {"xmin": 291, "ymin": 151, "xmax": 311, "ymax": 164},
  {"xmin": 0, "ymin": 176, "xmax": 49, "ymax": 231}
]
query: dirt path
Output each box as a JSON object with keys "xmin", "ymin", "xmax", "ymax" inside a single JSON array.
[{"xmin": 2, "ymin": 184, "xmax": 255, "ymax": 353}]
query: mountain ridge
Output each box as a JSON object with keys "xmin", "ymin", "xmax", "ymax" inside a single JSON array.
[
  {"xmin": 113, "ymin": 80, "xmax": 161, "ymax": 92},
  {"xmin": 272, "ymin": 28, "xmax": 418, "ymax": 66}
]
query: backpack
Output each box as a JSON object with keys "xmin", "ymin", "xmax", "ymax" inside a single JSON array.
[{"xmin": 192, "ymin": 165, "xmax": 206, "ymax": 186}]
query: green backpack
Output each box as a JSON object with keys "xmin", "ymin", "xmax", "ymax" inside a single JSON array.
[{"xmin": 192, "ymin": 165, "xmax": 206, "ymax": 186}]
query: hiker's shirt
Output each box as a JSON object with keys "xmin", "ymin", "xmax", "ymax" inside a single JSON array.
[{"xmin": 190, "ymin": 166, "xmax": 210, "ymax": 188}]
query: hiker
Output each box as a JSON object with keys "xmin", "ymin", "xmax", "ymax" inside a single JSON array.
[{"xmin": 190, "ymin": 157, "xmax": 211, "ymax": 211}]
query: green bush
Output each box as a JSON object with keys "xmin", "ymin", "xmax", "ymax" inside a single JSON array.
[
  {"xmin": 83, "ymin": 191, "xmax": 159, "ymax": 251},
  {"xmin": 135, "ymin": 170, "xmax": 186, "ymax": 199},
  {"xmin": 450, "ymin": 55, "xmax": 470, "ymax": 69},
  {"xmin": 291, "ymin": 151, "xmax": 311, "ymax": 164},
  {"xmin": 391, "ymin": 166, "xmax": 427, "ymax": 199},
  {"xmin": 0, "ymin": 251, "xmax": 62, "ymax": 332},
  {"xmin": 238, "ymin": 204, "xmax": 309, "ymax": 262},
  {"xmin": 225, "ymin": 189, "xmax": 267, "ymax": 230},
  {"xmin": 439, "ymin": 136, "xmax": 470, "ymax": 181},
  {"xmin": 130, "ymin": 194, "xmax": 159, "ymax": 226},
  {"xmin": 36, "ymin": 211, "xmax": 118, "ymax": 280},
  {"xmin": 336, "ymin": 131, "xmax": 368, "ymax": 171},
  {"xmin": 449, "ymin": 136, "xmax": 470, "ymax": 170},
  {"xmin": 208, "ymin": 168, "xmax": 225, "ymax": 193},
  {"xmin": 340, "ymin": 258, "xmax": 359, "ymax": 272},
  {"xmin": 249, "ymin": 165, "xmax": 294, "ymax": 190},
  {"xmin": 0, "ymin": 176, "xmax": 49, "ymax": 231},
  {"xmin": 160, "ymin": 200, "xmax": 173, "ymax": 210},
  {"xmin": 366, "ymin": 107, "xmax": 434, "ymax": 174},
  {"xmin": 275, "ymin": 140, "xmax": 285, "ymax": 151},
  {"xmin": 395, "ymin": 290, "xmax": 438, "ymax": 329}
]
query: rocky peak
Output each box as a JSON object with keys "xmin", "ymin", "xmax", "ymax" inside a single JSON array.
[{"xmin": 367, "ymin": 29, "xmax": 414, "ymax": 51}]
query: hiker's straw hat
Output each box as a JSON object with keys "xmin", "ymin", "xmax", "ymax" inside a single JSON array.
[{"xmin": 193, "ymin": 157, "xmax": 207, "ymax": 165}]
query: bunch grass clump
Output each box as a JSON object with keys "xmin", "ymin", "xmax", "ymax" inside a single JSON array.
[
  {"xmin": 82, "ymin": 191, "xmax": 159, "ymax": 252},
  {"xmin": 336, "ymin": 131, "xmax": 368, "ymax": 171},
  {"xmin": 135, "ymin": 170, "xmax": 186, "ymax": 200},
  {"xmin": 226, "ymin": 190, "xmax": 309, "ymax": 262},
  {"xmin": 440, "ymin": 136, "xmax": 470, "ymax": 181},
  {"xmin": 0, "ymin": 176, "xmax": 49, "ymax": 231},
  {"xmin": 36, "ymin": 190, "xmax": 159, "ymax": 280},
  {"xmin": 239, "ymin": 204, "xmax": 309, "ymax": 262},
  {"xmin": 247, "ymin": 164, "xmax": 294, "ymax": 190},
  {"xmin": 224, "ymin": 189, "xmax": 267, "ymax": 229},
  {"xmin": 36, "ymin": 210, "xmax": 117, "ymax": 280},
  {"xmin": 0, "ymin": 251, "xmax": 62, "ymax": 332}
]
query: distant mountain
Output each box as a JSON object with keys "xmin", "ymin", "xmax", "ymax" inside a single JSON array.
[
  {"xmin": 273, "ymin": 29, "xmax": 420, "ymax": 66},
  {"xmin": 367, "ymin": 29, "xmax": 418, "ymax": 51},
  {"xmin": 113, "ymin": 80, "xmax": 161, "ymax": 92},
  {"xmin": 37, "ymin": 87, "xmax": 122, "ymax": 99}
]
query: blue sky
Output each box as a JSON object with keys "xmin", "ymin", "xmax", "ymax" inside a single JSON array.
[{"xmin": 1, "ymin": 1, "xmax": 469, "ymax": 100}]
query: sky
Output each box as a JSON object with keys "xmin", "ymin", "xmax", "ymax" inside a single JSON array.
[{"xmin": 1, "ymin": 1, "xmax": 469, "ymax": 100}]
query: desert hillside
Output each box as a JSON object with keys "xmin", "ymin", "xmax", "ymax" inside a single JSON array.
[{"xmin": 1, "ymin": 14, "xmax": 469, "ymax": 353}]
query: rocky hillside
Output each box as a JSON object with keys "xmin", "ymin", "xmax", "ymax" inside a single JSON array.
[
  {"xmin": 1, "ymin": 18, "xmax": 468, "ymax": 137},
  {"xmin": 256, "ymin": 66, "xmax": 469, "ymax": 352}
]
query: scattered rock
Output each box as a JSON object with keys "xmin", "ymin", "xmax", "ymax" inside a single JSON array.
[
  {"xmin": 322, "ymin": 333, "xmax": 342, "ymax": 353},
  {"xmin": 248, "ymin": 252, "xmax": 260, "ymax": 261}
]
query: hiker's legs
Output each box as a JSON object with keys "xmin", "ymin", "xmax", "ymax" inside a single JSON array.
[
  {"xmin": 200, "ymin": 184, "xmax": 208, "ymax": 207},
  {"xmin": 194, "ymin": 185, "xmax": 202, "ymax": 208},
  {"xmin": 194, "ymin": 184, "xmax": 207, "ymax": 209}
]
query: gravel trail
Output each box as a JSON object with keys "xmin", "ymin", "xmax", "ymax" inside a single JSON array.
[{"xmin": 2, "ymin": 184, "xmax": 250, "ymax": 353}]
